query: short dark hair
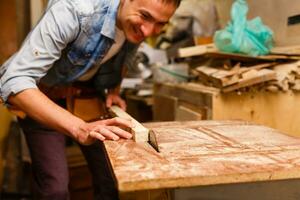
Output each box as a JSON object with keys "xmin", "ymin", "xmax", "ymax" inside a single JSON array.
[{"xmin": 161, "ymin": 0, "xmax": 181, "ymax": 8}]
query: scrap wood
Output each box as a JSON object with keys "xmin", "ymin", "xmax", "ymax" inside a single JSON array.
[
  {"xmin": 291, "ymin": 79, "xmax": 300, "ymax": 91},
  {"xmin": 195, "ymin": 63, "xmax": 275, "ymax": 88},
  {"xmin": 195, "ymin": 65, "xmax": 239, "ymax": 87},
  {"xmin": 268, "ymin": 61, "xmax": 300, "ymax": 91},
  {"xmin": 272, "ymin": 61, "xmax": 300, "ymax": 82},
  {"xmin": 212, "ymin": 62, "xmax": 275, "ymax": 79},
  {"xmin": 222, "ymin": 69, "xmax": 277, "ymax": 93},
  {"xmin": 265, "ymin": 79, "xmax": 289, "ymax": 92},
  {"xmin": 265, "ymin": 84, "xmax": 280, "ymax": 92}
]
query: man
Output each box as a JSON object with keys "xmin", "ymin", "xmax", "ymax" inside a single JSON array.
[{"xmin": 0, "ymin": 0, "xmax": 180, "ymax": 199}]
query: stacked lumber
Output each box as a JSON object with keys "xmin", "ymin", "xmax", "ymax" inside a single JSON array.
[
  {"xmin": 194, "ymin": 63, "xmax": 276, "ymax": 92},
  {"xmin": 177, "ymin": 44, "xmax": 300, "ymax": 93},
  {"xmin": 265, "ymin": 61, "xmax": 300, "ymax": 92},
  {"xmin": 192, "ymin": 61, "xmax": 300, "ymax": 93}
]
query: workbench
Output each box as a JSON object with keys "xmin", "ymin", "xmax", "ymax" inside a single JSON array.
[{"xmin": 103, "ymin": 120, "xmax": 300, "ymax": 200}]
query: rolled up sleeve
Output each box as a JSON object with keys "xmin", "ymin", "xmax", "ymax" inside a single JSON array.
[{"xmin": 0, "ymin": 0, "xmax": 80, "ymax": 102}]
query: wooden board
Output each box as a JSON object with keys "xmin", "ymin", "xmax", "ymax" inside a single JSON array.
[
  {"xmin": 178, "ymin": 44, "xmax": 217, "ymax": 58},
  {"xmin": 177, "ymin": 44, "xmax": 298, "ymax": 61},
  {"xmin": 104, "ymin": 121, "xmax": 300, "ymax": 192},
  {"xmin": 109, "ymin": 106, "xmax": 149, "ymax": 143}
]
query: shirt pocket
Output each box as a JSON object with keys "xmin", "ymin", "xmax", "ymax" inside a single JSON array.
[{"xmin": 67, "ymin": 13, "xmax": 106, "ymax": 66}]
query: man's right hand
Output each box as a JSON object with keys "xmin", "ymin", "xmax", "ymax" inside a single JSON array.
[
  {"xmin": 74, "ymin": 117, "xmax": 134, "ymax": 145},
  {"xmin": 9, "ymin": 89, "xmax": 134, "ymax": 146}
]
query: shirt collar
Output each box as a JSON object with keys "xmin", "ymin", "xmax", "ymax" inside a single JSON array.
[{"xmin": 101, "ymin": 0, "xmax": 120, "ymax": 40}]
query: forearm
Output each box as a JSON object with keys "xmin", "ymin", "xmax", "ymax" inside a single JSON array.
[{"xmin": 8, "ymin": 88, "xmax": 85, "ymax": 138}]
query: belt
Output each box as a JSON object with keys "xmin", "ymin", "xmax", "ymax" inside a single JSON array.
[
  {"xmin": 5, "ymin": 83, "xmax": 107, "ymax": 121},
  {"xmin": 39, "ymin": 83, "xmax": 108, "ymax": 121}
]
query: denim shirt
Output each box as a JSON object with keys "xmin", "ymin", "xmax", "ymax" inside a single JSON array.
[{"xmin": 0, "ymin": 0, "xmax": 137, "ymax": 102}]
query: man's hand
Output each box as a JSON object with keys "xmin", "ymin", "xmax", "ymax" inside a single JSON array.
[
  {"xmin": 9, "ymin": 89, "xmax": 133, "ymax": 146},
  {"xmin": 74, "ymin": 117, "xmax": 133, "ymax": 145},
  {"xmin": 106, "ymin": 89, "xmax": 126, "ymax": 110}
]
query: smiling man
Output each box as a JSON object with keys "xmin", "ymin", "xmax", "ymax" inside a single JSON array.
[
  {"xmin": 0, "ymin": 0, "xmax": 180, "ymax": 199},
  {"xmin": 117, "ymin": 0, "xmax": 176, "ymax": 43}
]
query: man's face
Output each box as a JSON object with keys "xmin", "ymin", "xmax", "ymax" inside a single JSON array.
[{"xmin": 117, "ymin": 0, "xmax": 177, "ymax": 44}]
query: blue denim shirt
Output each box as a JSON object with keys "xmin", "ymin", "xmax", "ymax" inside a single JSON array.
[{"xmin": 0, "ymin": 0, "xmax": 137, "ymax": 102}]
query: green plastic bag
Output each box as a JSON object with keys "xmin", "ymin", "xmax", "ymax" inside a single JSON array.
[{"xmin": 214, "ymin": 0, "xmax": 274, "ymax": 56}]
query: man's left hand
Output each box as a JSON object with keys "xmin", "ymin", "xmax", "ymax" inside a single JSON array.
[{"xmin": 106, "ymin": 92, "xmax": 126, "ymax": 111}]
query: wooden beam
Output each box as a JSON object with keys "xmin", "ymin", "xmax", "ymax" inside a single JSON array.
[
  {"xmin": 178, "ymin": 43, "xmax": 217, "ymax": 58},
  {"xmin": 109, "ymin": 106, "xmax": 149, "ymax": 143}
]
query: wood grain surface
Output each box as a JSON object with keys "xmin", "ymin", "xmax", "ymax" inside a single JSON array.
[{"xmin": 103, "ymin": 120, "xmax": 300, "ymax": 192}]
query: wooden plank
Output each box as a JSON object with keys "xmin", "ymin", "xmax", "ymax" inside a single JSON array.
[
  {"xmin": 109, "ymin": 106, "xmax": 149, "ymax": 143},
  {"xmin": 178, "ymin": 43, "xmax": 217, "ymax": 58},
  {"xmin": 206, "ymin": 51, "xmax": 276, "ymax": 62},
  {"xmin": 104, "ymin": 121, "xmax": 300, "ymax": 192},
  {"xmin": 177, "ymin": 44, "xmax": 295, "ymax": 61}
]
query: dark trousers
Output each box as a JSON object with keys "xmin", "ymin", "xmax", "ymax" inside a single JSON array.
[{"xmin": 18, "ymin": 117, "xmax": 119, "ymax": 200}]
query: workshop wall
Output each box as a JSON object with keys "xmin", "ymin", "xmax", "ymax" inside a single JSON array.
[
  {"xmin": 0, "ymin": 105, "xmax": 12, "ymax": 188},
  {"xmin": 0, "ymin": 0, "xmax": 29, "ymax": 188},
  {"xmin": 0, "ymin": 0, "xmax": 18, "ymax": 188},
  {"xmin": 0, "ymin": 0, "xmax": 17, "ymax": 64},
  {"xmin": 215, "ymin": 0, "xmax": 300, "ymax": 46}
]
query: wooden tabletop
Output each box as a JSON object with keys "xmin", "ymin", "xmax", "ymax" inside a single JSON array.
[{"xmin": 103, "ymin": 120, "xmax": 300, "ymax": 192}]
